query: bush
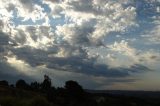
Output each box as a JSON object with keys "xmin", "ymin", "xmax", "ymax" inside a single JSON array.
[
  {"xmin": 0, "ymin": 80, "xmax": 8, "ymax": 86},
  {"xmin": 65, "ymin": 80, "xmax": 83, "ymax": 93}
]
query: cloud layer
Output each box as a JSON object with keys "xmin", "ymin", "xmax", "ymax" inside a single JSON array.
[{"xmin": 0, "ymin": 0, "xmax": 160, "ymax": 90}]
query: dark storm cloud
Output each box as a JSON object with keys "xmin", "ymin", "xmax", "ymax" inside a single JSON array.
[
  {"xmin": 0, "ymin": 31, "xmax": 18, "ymax": 53},
  {"xmin": 0, "ymin": 31, "xmax": 12, "ymax": 56},
  {"xmin": 10, "ymin": 45, "xmax": 151, "ymax": 78},
  {"xmin": 0, "ymin": 32, "xmax": 10, "ymax": 45},
  {"xmin": 47, "ymin": 60, "xmax": 150, "ymax": 78}
]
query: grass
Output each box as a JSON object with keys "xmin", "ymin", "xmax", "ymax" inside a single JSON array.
[{"xmin": 0, "ymin": 96, "xmax": 52, "ymax": 106}]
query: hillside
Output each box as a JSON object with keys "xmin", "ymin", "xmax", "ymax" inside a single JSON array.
[
  {"xmin": 0, "ymin": 85, "xmax": 50, "ymax": 106},
  {"xmin": 1, "ymin": 77, "xmax": 160, "ymax": 106}
]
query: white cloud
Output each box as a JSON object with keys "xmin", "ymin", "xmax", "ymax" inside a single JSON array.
[
  {"xmin": 56, "ymin": 23, "xmax": 93, "ymax": 46},
  {"xmin": 105, "ymin": 40, "xmax": 160, "ymax": 69},
  {"xmin": 16, "ymin": 3, "xmax": 46, "ymax": 22},
  {"xmin": 0, "ymin": 0, "xmax": 15, "ymax": 33},
  {"xmin": 43, "ymin": 0, "xmax": 138, "ymax": 46},
  {"xmin": 142, "ymin": 25, "xmax": 160, "ymax": 44},
  {"xmin": 10, "ymin": 25, "xmax": 55, "ymax": 49},
  {"xmin": 87, "ymin": 40, "xmax": 160, "ymax": 69},
  {"xmin": 105, "ymin": 40, "xmax": 138, "ymax": 68},
  {"xmin": 64, "ymin": 0, "xmax": 137, "ymax": 39},
  {"xmin": 0, "ymin": 0, "xmax": 46, "ymax": 22},
  {"xmin": 43, "ymin": 0, "xmax": 63, "ymax": 18}
]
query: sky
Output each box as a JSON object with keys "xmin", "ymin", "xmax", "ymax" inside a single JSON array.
[{"xmin": 0, "ymin": 0, "xmax": 160, "ymax": 90}]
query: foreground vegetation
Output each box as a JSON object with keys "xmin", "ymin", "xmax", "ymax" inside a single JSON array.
[{"xmin": 0, "ymin": 75, "xmax": 160, "ymax": 106}]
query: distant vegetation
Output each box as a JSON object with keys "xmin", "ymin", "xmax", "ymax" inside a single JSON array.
[{"xmin": 0, "ymin": 75, "xmax": 160, "ymax": 106}]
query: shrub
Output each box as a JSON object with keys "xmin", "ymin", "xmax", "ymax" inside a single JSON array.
[{"xmin": 0, "ymin": 80, "xmax": 8, "ymax": 86}]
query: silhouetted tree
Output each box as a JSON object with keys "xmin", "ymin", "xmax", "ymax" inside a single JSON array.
[
  {"xmin": 64, "ymin": 80, "xmax": 95, "ymax": 106},
  {"xmin": 65, "ymin": 80, "xmax": 84, "ymax": 94},
  {"xmin": 30, "ymin": 81, "xmax": 40, "ymax": 91},
  {"xmin": 65, "ymin": 80, "xmax": 85, "ymax": 100},
  {"xmin": 0, "ymin": 80, "xmax": 8, "ymax": 86},
  {"xmin": 16, "ymin": 79, "xmax": 29, "ymax": 89},
  {"xmin": 41, "ymin": 75, "xmax": 51, "ymax": 91}
]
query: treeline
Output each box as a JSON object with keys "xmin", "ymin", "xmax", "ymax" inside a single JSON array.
[
  {"xmin": 1, "ymin": 75, "xmax": 160, "ymax": 106},
  {"xmin": 0, "ymin": 75, "xmax": 96, "ymax": 106}
]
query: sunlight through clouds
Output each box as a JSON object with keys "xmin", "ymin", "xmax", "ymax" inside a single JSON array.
[{"xmin": 0, "ymin": 0, "xmax": 160, "ymax": 90}]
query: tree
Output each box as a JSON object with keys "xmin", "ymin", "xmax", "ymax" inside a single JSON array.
[
  {"xmin": 65, "ymin": 80, "xmax": 85, "ymax": 98},
  {"xmin": 41, "ymin": 75, "xmax": 51, "ymax": 90},
  {"xmin": 30, "ymin": 81, "xmax": 40, "ymax": 91},
  {"xmin": 16, "ymin": 79, "xmax": 29, "ymax": 89},
  {"xmin": 65, "ymin": 80, "xmax": 83, "ymax": 93},
  {"xmin": 64, "ymin": 80, "xmax": 92, "ymax": 106}
]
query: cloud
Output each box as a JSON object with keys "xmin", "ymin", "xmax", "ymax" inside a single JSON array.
[
  {"xmin": 0, "ymin": 0, "xmax": 138, "ymax": 47},
  {"xmin": 56, "ymin": 23, "xmax": 95, "ymax": 46},
  {"xmin": 104, "ymin": 40, "xmax": 160, "ymax": 69},
  {"xmin": 0, "ymin": 0, "xmax": 46, "ymax": 23},
  {"xmin": 0, "ymin": 52, "xmax": 143, "ymax": 89},
  {"xmin": 63, "ymin": 0, "xmax": 137, "ymax": 40},
  {"xmin": 0, "ymin": 0, "xmax": 160, "ymax": 90},
  {"xmin": 141, "ymin": 25, "xmax": 160, "ymax": 44},
  {"xmin": 0, "ymin": 32, "xmax": 10, "ymax": 46},
  {"xmin": 0, "ymin": 4, "xmax": 13, "ymax": 34},
  {"xmin": 43, "ymin": 0, "xmax": 63, "ymax": 18},
  {"xmin": 9, "ymin": 25, "xmax": 55, "ymax": 49},
  {"xmin": 0, "ymin": 32, "xmax": 12, "ymax": 59},
  {"xmin": 42, "ymin": 0, "xmax": 138, "ymax": 45},
  {"xmin": 16, "ymin": 2, "xmax": 46, "ymax": 22},
  {"xmin": 0, "ymin": 58, "xmax": 37, "ymax": 84},
  {"xmin": 8, "ymin": 43, "xmax": 151, "ymax": 79},
  {"xmin": 19, "ymin": 0, "xmax": 34, "ymax": 12},
  {"xmin": 136, "ymin": 0, "xmax": 160, "ymax": 45}
]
